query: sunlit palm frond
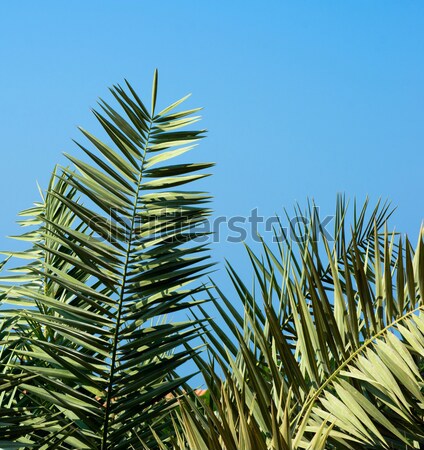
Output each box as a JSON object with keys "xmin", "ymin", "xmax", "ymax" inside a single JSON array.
[{"xmin": 172, "ymin": 200, "xmax": 423, "ymax": 450}]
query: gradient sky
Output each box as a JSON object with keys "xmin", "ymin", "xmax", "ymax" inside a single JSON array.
[{"xmin": 1, "ymin": 1, "xmax": 423, "ymax": 278}]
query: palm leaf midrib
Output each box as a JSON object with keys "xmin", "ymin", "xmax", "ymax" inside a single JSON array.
[
  {"xmin": 101, "ymin": 113, "xmax": 154, "ymax": 448},
  {"xmin": 295, "ymin": 303, "xmax": 424, "ymax": 434}
]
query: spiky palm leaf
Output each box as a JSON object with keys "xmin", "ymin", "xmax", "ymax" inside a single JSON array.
[
  {"xmin": 167, "ymin": 199, "xmax": 423, "ymax": 450},
  {"xmin": 0, "ymin": 72, "xmax": 213, "ymax": 449}
]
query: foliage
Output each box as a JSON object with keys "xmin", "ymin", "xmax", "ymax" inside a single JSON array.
[
  {"xmin": 0, "ymin": 75, "xmax": 423, "ymax": 450},
  {"xmin": 0, "ymin": 72, "xmax": 213, "ymax": 449},
  {"xmin": 159, "ymin": 200, "xmax": 424, "ymax": 450}
]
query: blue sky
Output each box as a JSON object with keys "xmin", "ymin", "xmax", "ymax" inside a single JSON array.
[{"xmin": 0, "ymin": 1, "xmax": 423, "ymax": 273}]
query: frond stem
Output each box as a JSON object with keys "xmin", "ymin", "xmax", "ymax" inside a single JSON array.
[
  {"xmin": 295, "ymin": 303, "xmax": 423, "ymax": 430},
  {"xmin": 101, "ymin": 119, "xmax": 153, "ymax": 449}
]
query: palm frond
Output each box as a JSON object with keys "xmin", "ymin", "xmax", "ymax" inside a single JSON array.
[{"xmin": 0, "ymin": 71, "xmax": 213, "ymax": 449}]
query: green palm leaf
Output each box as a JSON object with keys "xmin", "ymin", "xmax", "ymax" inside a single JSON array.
[{"xmin": 0, "ymin": 71, "xmax": 213, "ymax": 449}]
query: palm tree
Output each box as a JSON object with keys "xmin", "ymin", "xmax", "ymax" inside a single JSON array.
[
  {"xmin": 157, "ymin": 199, "xmax": 424, "ymax": 450},
  {"xmin": 0, "ymin": 71, "xmax": 214, "ymax": 449},
  {"xmin": 0, "ymin": 74, "xmax": 423, "ymax": 450}
]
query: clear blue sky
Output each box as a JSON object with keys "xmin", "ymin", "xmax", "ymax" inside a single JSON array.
[{"xmin": 1, "ymin": 1, "xmax": 423, "ymax": 271}]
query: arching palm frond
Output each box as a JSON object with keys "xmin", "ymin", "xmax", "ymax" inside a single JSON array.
[{"xmin": 0, "ymin": 71, "xmax": 213, "ymax": 449}]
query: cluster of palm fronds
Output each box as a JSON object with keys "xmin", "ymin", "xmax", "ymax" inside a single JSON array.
[
  {"xmin": 160, "ymin": 200, "xmax": 424, "ymax": 450},
  {"xmin": 0, "ymin": 74, "xmax": 422, "ymax": 449}
]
